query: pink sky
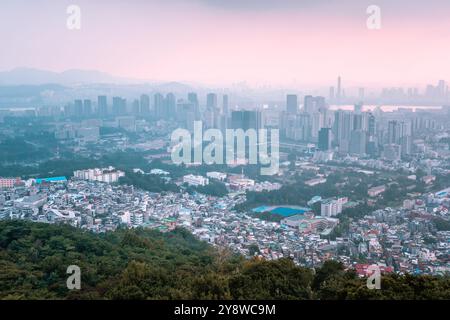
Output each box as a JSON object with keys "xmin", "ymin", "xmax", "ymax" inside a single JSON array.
[{"xmin": 1, "ymin": 0, "xmax": 450, "ymax": 87}]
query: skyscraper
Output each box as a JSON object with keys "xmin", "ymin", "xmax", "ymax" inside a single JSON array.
[
  {"xmin": 154, "ymin": 93, "xmax": 164, "ymax": 119},
  {"xmin": 337, "ymin": 76, "xmax": 342, "ymax": 104},
  {"xmin": 222, "ymin": 94, "xmax": 229, "ymax": 116},
  {"xmin": 349, "ymin": 130, "xmax": 367, "ymax": 155},
  {"xmin": 74, "ymin": 99, "xmax": 83, "ymax": 115},
  {"xmin": 112, "ymin": 97, "xmax": 126, "ymax": 115},
  {"xmin": 318, "ymin": 128, "xmax": 331, "ymax": 151},
  {"xmin": 131, "ymin": 99, "xmax": 140, "ymax": 115},
  {"xmin": 140, "ymin": 94, "xmax": 150, "ymax": 115},
  {"xmin": 387, "ymin": 120, "xmax": 398, "ymax": 144},
  {"xmin": 188, "ymin": 92, "xmax": 200, "ymax": 119},
  {"xmin": 329, "ymin": 86, "xmax": 335, "ymax": 101},
  {"xmin": 231, "ymin": 110, "xmax": 261, "ymax": 131},
  {"xmin": 98, "ymin": 95, "xmax": 108, "ymax": 116},
  {"xmin": 286, "ymin": 94, "xmax": 298, "ymax": 114},
  {"xmin": 206, "ymin": 93, "xmax": 217, "ymax": 110},
  {"xmin": 83, "ymin": 99, "xmax": 92, "ymax": 115},
  {"xmin": 165, "ymin": 93, "xmax": 176, "ymax": 119}
]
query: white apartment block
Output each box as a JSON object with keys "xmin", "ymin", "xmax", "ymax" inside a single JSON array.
[{"xmin": 183, "ymin": 174, "xmax": 209, "ymax": 186}]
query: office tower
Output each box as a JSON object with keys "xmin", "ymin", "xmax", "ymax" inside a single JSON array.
[
  {"xmin": 222, "ymin": 94, "xmax": 229, "ymax": 116},
  {"xmin": 154, "ymin": 93, "xmax": 164, "ymax": 119},
  {"xmin": 399, "ymin": 121, "xmax": 412, "ymax": 138},
  {"xmin": 188, "ymin": 92, "xmax": 200, "ymax": 119},
  {"xmin": 337, "ymin": 76, "xmax": 342, "ymax": 103},
  {"xmin": 176, "ymin": 99, "xmax": 196, "ymax": 131},
  {"xmin": 349, "ymin": 130, "xmax": 367, "ymax": 155},
  {"xmin": 303, "ymin": 95, "xmax": 326, "ymax": 114},
  {"xmin": 367, "ymin": 113, "xmax": 376, "ymax": 136},
  {"xmin": 64, "ymin": 104, "xmax": 75, "ymax": 117},
  {"xmin": 132, "ymin": 99, "xmax": 140, "ymax": 115},
  {"xmin": 188, "ymin": 92, "xmax": 199, "ymax": 107},
  {"xmin": 315, "ymin": 96, "xmax": 327, "ymax": 112},
  {"xmin": 438, "ymin": 80, "xmax": 446, "ymax": 98},
  {"xmin": 83, "ymin": 99, "xmax": 92, "ymax": 115},
  {"xmin": 303, "ymin": 95, "xmax": 314, "ymax": 114},
  {"xmin": 318, "ymin": 128, "xmax": 331, "ymax": 151},
  {"xmin": 98, "ymin": 95, "xmax": 108, "ymax": 116},
  {"xmin": 203, "ymin": 109, "xmax": 215, "ymax": 128},
  {"xmin": 165, "ymin": 93, "xmax": 176, "ymax": 119},
  {"xmin": 333, "ymin": 110, "xmax": 352, "ymax": 144},
  {"xmin": 140, "ymin": 94, "xmax": 150, "ymax": 115},
  {"xmin": 367, "ymin": 140, "xmax": 377, "ymax": 157},
  {"xmin": 329, "ymin": 86, "xmax": 335, "ymax": 101},
  {"xmin": 206, "ymin": 93, "xmax": 218, "ymax": 110},
  {"xmin": 74, "ymin": 99, "xmax": 83, "ymax": 115},
  {"xmin": 286, "ymin": 94, "xmax": 298, "ymax": 114},
  {"xmin": 112, "ymin": 97, "xmax": 127, "ymax": 115},
  {"xmin": 284, "ymin": 113, "xmax": 311, "ymax": 142},
  {"xmin": 353, "ymin": 114, "xmax": 363, "ymax": 130},
  {"xmin": 387, "ymin": 120, "xmax": 398, "ymax": 144},
  {"xmin": 400, "ymin": 136, "xmax": 412, "ymax": 156},
  {"xmin": 297, "ymin": 114, "xmax": 312, "ymax": 141},
  {"xmin": 231, "ymin": 110, "xmax": 261, "ymax": 131}
]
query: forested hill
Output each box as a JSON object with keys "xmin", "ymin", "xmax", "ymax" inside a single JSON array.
[{"xmin": 0, "ymin": 220, "xmax": 449, "ymax": 300}]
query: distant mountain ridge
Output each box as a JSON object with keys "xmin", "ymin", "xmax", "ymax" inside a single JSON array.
[{"xmin": 0, "ymin": 67, "xmax": 133, "ymax": 85}]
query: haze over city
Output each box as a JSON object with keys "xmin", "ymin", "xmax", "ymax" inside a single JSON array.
[{"xmin": 1, "ymin": 0, "xmax": 449, "ymax": 309}]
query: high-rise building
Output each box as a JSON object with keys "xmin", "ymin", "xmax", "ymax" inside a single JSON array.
[
  {"xmin": 154, "ymin": 93, "xmax": 164, "ymax": 119},
  {"xmin": 176, "ymin": 99, "xmax": 196, "ymax": 131},
  {"xmin": 98, "ymin": 95, "xmax": 108, "ymax": 116},
  {"xmin": 318, "ymin": 128, "xmax": 331, "ymax": 151},
  {"xmin": 329, "ymin": 86, "xmax": 335, "ymax": 101},
  {"xmin": 206, "ymin": 93, "xmax": 217, "ymax": 110},
  {"xmin": 222, "ymin": 94, "xmax": 229, "ymax": 116},
  {"xmin": 387, "ymin": 120, "xmax": 399, "ymax": 144},
  {"xmin": 367, "ymin": 113, "xmax": 376, "ymax": 136},
  {"xmin": 188, "ymin": 92, "xmax": 200, "ymax": 119},
  {"xmin": 231, "ymin": 110, "xmax": 261, "ymax": 131},
  {"xmin": 353, "ymin": 114, "xmax": 363, "ymax": 130},
  {"xmin": 165, "ymin": 93, "xmax": 176, "ymax": 119},
  {"xmin": 74, "ymin": 99, "xmax": 83, "ymax": 115},
  {"xmin": 333, "ymin": 110, "xmax": 353, "ymax": 150},
  {"xmin": 337, "ymin": 76, "xmax": 342, "ymax": 103},
  {"xmin": 131, "ymin": 99, "xmax": 140, "ymax": 115},
  {"xmin": 286, "ymin": 94, "xmax": 298, "ymax": 114},
  {"xmin": 140, "ymin": 94, "xmax": 150, "ymax": 115},
  {"xmin": 303, "ymin": 96, "xmax": 326, "ymax": 114},
  {"xmin": 349, "ymin": 130, "xmax": 367, "ymax": 155},
  {"xmin": 112, "ymin": 97, "xmax": 127, "ymax": 115},
  {"xmin": 83, "ymin": 99, "xmax": 92, "ymax": 115}
]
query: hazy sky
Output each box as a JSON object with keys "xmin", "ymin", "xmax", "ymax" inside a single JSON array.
[{"xmin": 1, "ymin": 0, "xmax": 450, "ymax": 88}]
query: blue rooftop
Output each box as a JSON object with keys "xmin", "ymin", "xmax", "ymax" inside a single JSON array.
[
  {"xmin": 36, "ymin": 176, "xmax": 67, "ymax": 184},
  {"xmin": 252, "ymin": 205, "xmax": 311, "ymax": 217}
]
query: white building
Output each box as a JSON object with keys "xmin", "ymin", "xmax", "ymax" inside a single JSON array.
[
  {"xmin": 206, "ymin": 171, "xmax": 227, "ymax": 181},
  {"xmin": 368, "ymin": 185, "xmax": 386, "ymax": 197},
  {"xmin": 304, "ymin": 177, "xmax": 327, "ymax": 186},
  {"xmin": 321, "ymin": 197, "xmax": 348, "ymax": 217},
  {"xmin": 183, "ymin": 174, "xmax": 209, "ymax": 186},
  {"xmin": 73, "ymin": 167, "xmax": 125, "ymax": 183}
]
